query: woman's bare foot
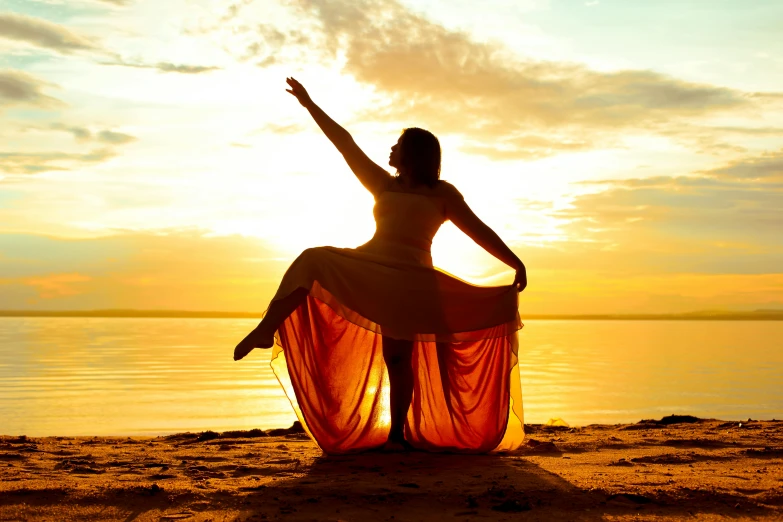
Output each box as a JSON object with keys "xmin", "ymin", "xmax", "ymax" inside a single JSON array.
[
  {"xmin": 233, "ymin": 325, "xmax": 275, "ymax": 361},
  {"xmin": 381, "ymin": 437, "xmax": 414, "ymax": 452},
  {"xmin": 382, "ymin": 440, "xmax": 407, "ymax": 452}
]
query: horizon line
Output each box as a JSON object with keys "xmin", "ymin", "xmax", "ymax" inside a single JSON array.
[{"xmin": 1, "ymin": 309, "xmax": 782, "ymax": 320}]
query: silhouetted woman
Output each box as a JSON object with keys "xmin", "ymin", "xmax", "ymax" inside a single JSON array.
[{"xmin": 234, "ymin": 77, "xmax": 527, "ymax": 454}]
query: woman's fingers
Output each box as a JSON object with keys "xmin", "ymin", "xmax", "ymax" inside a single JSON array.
[{"xmin": 513, "ymin": 271, "xmax": 527, "ymax": 292}]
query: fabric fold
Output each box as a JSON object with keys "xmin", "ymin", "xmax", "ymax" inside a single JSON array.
[{"xmin": 268, "ymin": 264, "xmax": 524, "ymax": 454}]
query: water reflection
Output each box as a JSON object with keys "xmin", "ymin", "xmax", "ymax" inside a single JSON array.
[{"xmin": 0, "ymin": 318, "xmax": 781, "ymax": 435}]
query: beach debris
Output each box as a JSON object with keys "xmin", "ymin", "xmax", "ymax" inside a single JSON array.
[
  {"xmin": 632, "ymin": 453, "xmax": 697, "ymax": 465},
  {"xmin": 266, "ymin": 421, "xmax": 305, "ymax": 437},
  {"xmin": 219, "ymin": 428, "xmax": 268, "ymax": 439},
  {"xmin": 54, "ymin": 458, "xmax": 103, "ymax": 474},
  {"xmin": 492, "ymin": 499, "xmax": 532, "ymax": 513},
  {"xmin": 648, "ymin": 415, "xmax": 702, "ymax": 425},
  {"xmin": 624, "ymin": 415, "xmax": 705, "ymax": 430},
  {"xmin": 546, "ymin": 418, "xmax": 570, "ymax": 427},
  {"xmin": 607, "ymin": 492, "xmax": 652, "ymax": 504},
  {"xmin": 196, "ymin": 431, "xmax": 219, "ymax": 442},
  {"xmin": 159, "ymin": 513, "xmax": 194, "ymax": 521},
  {"xmin": 522, "ymin": 439, "xmax": 560, "ymax": 454}
]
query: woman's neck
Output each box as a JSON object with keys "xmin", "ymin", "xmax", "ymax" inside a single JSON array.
[{"xmin": 396, "ymin": 175, "xmax": 435, "ymax": 190}]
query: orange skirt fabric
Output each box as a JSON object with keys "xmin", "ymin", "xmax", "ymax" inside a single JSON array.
[{"xmin": 268, "ymin": 239, "xmax": 525, "ymax": 454}]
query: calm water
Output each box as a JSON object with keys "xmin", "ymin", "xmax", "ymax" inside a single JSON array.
[{"xmin": 1, "ymin": 318, "xmax": 781, "ymax": 436}]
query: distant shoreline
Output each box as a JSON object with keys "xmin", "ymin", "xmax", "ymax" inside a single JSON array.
[{"xmin": 1, "ymin": 309, "xmax": 782, "ymax": 320}]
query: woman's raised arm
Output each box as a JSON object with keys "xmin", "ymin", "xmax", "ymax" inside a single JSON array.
[
  {"xmin": 444, "ymin": 185, "xmax": 528, "ymax": 292},
  {"xmin": 286, "ymin": 77, "xmax": 392, "ymax": 196}
]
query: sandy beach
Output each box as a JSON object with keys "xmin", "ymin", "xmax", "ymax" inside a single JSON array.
[{"xmin": 2, "ymin": 416, "xmax": 782, "ymax": 521}]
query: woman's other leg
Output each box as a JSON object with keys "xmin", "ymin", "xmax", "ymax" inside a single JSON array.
[
  {"xmin": 234, "ymin": 287, "xmax": 309, "ymax": 361},
  {"xmin": 382, "ymin": 336, "xmax": 414, "ymax": 446}
]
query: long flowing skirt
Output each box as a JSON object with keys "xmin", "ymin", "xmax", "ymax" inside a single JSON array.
[{"xmin": 268, "ymin": 238, "xmax": 525, "ymax": 455}]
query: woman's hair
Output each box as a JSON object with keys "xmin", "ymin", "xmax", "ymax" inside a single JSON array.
[{"xmin": 397, "ymin": 127, "xmax": 441, "ymax": 187}]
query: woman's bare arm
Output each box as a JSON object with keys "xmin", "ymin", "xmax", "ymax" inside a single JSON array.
[
  {"xmin": 286, "ymin": 77, "xmax": 391, "ymax": 195},
  {"xmin": 446, "ymin": 191, "xmax": 528, "ymax": 291}
]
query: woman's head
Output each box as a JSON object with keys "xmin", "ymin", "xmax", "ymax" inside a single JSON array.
[{"xmin": 388, "ymin": 127, "xmax": 441, "ymax": 187}]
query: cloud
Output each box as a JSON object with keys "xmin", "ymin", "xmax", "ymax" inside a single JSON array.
[
  {"xmin": 49, "ymin": 123, "xmax": 92, "ymax": 142},
  {"xmin": 227, "ymin": 0, "xmax": 770, "ymax": 160},
  {"xmin": 556, "ymin": 150, "xmax": 783, "ymax": 274},
  {"xmin": 95, "ymin": 0, "xmax": 132, "ymax": 4},
  {"xmin": 154, "ymin": 62, "xmax": 221, "ymax": 74},
  {"xmin": 251, "ymin": 122, "xmax": 307, "ymax": 135},
  {"xmin": 0, "ymin": 149, "xmax": 117, "ymax": 174},
  {"xmin": 0, "ymin": 12, "xmax": 99, "ymax": 54},
  {"xmin": 460, "ymin": 135, "xmax": 596, "ymax": 160},
  {"xmin": 96, "ymin": 130, "xmax": 137, "ymax": 145},
  {"xmin": 0, "ymin": 69, "xmax": 64, "ymax": 110},
  {"xmin": 100, "ymin": 60, "xmax": 221, "ymax": 74},
  {"xmin": 705, "ymin": 149, "xmax": 783, "ymax": 181},
  {"xmin": 45, "ymin": 123, "xmax": 137, "ymax": 145}
]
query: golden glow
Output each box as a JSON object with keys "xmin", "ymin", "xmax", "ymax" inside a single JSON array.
[{"xmin": 0, "ymin": 0, "xmax": 781, "ymax": 314}]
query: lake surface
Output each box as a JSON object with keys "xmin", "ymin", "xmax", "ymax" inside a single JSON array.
[{"xmin": 1, "ymin": 318, "xmax": 781, "ymax": 436}]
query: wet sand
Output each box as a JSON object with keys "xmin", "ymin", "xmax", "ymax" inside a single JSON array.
[{"xmin": 2, "ymin": 417, "xmax": 782, "ymax": 521}]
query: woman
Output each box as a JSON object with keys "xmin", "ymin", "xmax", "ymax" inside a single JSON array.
[{"xmin": 234, "ymin": 77, "xmax": 527, "ymax": 455}]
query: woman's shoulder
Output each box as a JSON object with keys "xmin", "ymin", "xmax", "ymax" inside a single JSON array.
[{"xmin": 436, "ymin": 180, "xmax": 464, "ymax": 200}]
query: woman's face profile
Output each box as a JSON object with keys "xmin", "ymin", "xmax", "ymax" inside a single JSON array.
[{"xmin": 389, "ymin": 136, "xmax": 402, "ymax": 170}]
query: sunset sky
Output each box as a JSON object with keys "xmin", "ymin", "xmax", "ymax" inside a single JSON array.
[{"xmin": 1, "ymin": 0, "xmax": 782, "ymax": 314}]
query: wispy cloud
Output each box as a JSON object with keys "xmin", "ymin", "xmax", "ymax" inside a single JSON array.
[
  {"xmin": 461, "ymin": 135, "xmax": 596, "ymax": 161},
  {"xmin": 0, "ymin": 149, "xmax": 117, "ymax": 174},
  {"xmin": 250, "ymin": 122, "xmax": 307, "ymax": 135},
  {"xmin": 0, "ymin": 69, "xmax": 64, "ymax": 110},
  {"xmin": 95, "ymin": 130, "xmax": 137, "ymax": 145},
  {"xmin": 99, "ymin": 59, "xmax": 221, "ymax": 74},
  {"xmin": 0, "ymin": 11, "xmax": 99, "ymax": 54},
  {"xmin": 706, "ymin": 149, "xmax": 783, "ymax": 181},
  {"xmin": 49, "ymin": 123, "xmax": 92, "ymax": 142},
  {"xmin": 45, "ymin": 123, "xmax": 137, "ymax": 145}
]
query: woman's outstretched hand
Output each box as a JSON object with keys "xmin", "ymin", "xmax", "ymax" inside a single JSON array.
[
  {"xmin": 513, "ymin": 266, "xmax": 527, "ymax": 293},
  {"xmin": 286, "ymin": 77, "xmax": 313, "ymax": 108}
]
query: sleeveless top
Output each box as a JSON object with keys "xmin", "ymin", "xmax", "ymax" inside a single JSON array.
[{"xmin": 370, "ymin": 180, "xmax": 461, "ymax": 252}]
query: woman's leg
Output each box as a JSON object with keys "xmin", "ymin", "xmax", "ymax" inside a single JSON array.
[
  {"xmin": 233, "ymin": 287, "xmax": 309, "ymax": 361},
  {"xmin": 382, "ymin": 336, "xmax": 414, "ymax": 448}
]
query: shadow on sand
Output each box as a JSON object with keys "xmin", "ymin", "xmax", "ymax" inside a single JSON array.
[{"xmin": 234, "ymin": 449, "xmax": 772, "ymax": 521}]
